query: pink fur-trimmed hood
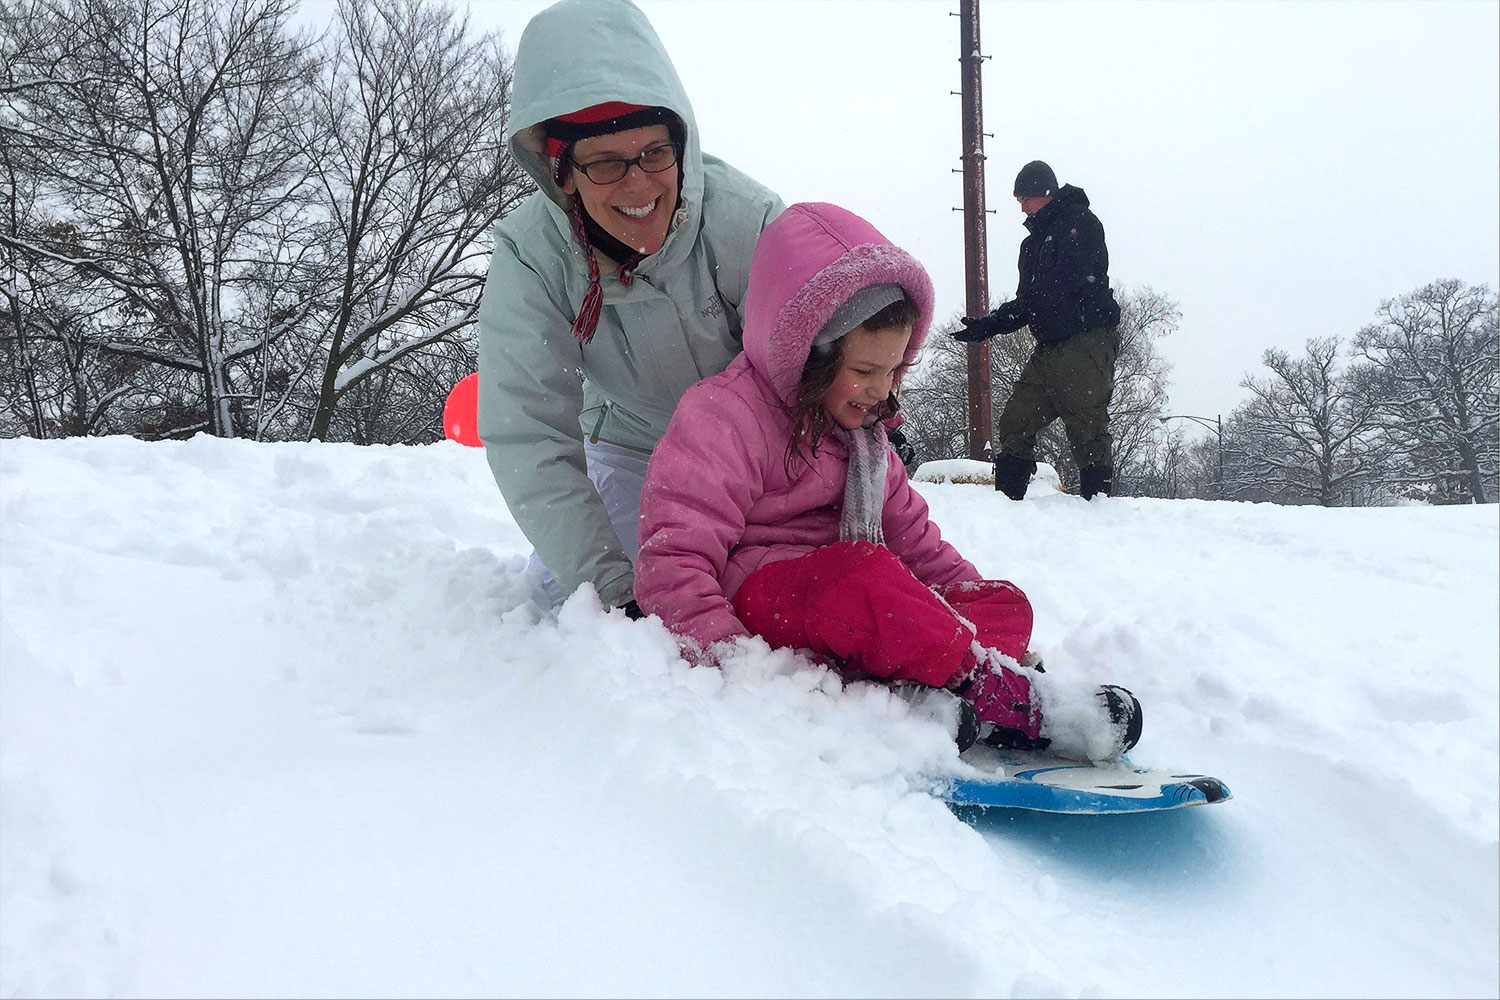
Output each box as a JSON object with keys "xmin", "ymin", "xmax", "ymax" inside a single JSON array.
[
  {"xmin": 741, "ymin": 203, "xmax": 934, "ymax": 405},
  {"xmin": 636, "ymin": 202, "xmax": 978, "ymax": 649}
]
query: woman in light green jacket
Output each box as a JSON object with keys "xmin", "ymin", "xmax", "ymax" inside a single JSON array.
[{"xmin": 477, "ymin": 0, "xmax": 783, "ymax": 615}]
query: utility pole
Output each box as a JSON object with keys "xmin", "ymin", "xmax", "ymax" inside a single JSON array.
[{"xmin": 956, "ymin": 0, "xmax": 992, "ymax": 461}]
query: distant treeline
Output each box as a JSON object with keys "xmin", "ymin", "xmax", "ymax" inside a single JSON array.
[{"xmin": 903, "ymin": 278, "xmax": 1498, "ymax": 506}]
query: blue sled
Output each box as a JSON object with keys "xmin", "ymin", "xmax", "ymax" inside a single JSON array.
[{"xmin": 934, "ymin": 744, "xmax": 1232, "ymax": 815}]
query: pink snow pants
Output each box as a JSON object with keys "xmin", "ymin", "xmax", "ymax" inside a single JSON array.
[{"xmin": 731, "ymin": 541, "xmax": 1033, "ymax": 687}]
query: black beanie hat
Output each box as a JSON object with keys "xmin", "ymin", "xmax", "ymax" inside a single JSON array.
[{"xmin": 1013, "ymin": 160, "xmax": 1058, "ymax": 198}]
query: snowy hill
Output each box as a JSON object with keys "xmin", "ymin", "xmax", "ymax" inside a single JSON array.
[{"xmin": 2, "ymin": 436, "xmax": 1496, "ymax": 998}]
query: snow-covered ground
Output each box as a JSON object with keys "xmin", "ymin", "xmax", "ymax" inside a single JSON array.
[{"xmin": 2, "ymin": 435, "xmax": 1496, "ymax": 999}]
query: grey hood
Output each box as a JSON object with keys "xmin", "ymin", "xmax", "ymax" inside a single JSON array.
[{"xmin": 475, "ymin": 0, "xmax": 784, "ymax": 610}]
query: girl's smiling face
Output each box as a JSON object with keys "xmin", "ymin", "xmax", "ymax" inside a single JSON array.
[{"xmin": 822, "ymin": 323, "xmax": 913, "ymax": 430}]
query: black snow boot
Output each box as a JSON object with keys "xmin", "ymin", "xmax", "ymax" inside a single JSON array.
[
  {"xmin": 1101, "ymin": 684, "xmax": 1143, "ymax": 754},
  {"xmin": 1029, "ymin": 676, "xmax": 1143, "ymax": 761},
  {"xmin": 993, "ymin": 454, "xmax": 1035, "ymax": 501},
  {"xmin": 1080, "ymin": 463, "xmax": 1112, "ymax": 500}
]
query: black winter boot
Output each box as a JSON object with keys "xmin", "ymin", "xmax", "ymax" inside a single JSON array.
[
  {"xmin": 1029, "ymin": 677, "xmax": 1143, "ymax": 761},
  {"xmin": 1101, "ymin": 684, "xmax": 1143, "ymax": 754},
  {"xmin": 1080, "ymin": 463, "xmax": 1112, "ymax": 500},
  {"xmin": 993, "ymin": 454, "xmax": 1035, "ymax": 501}
]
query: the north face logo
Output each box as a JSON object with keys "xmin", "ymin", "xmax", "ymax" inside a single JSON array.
[{"xmin": 1069, "ymin": 228, "xmax": 1079, "ymax": 238}]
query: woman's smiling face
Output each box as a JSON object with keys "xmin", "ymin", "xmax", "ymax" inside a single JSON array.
[{"xmin": 562, "ymin": 124, "xmax": 678, "ymax": 256}]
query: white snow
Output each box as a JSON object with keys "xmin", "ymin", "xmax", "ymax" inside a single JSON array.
[{"xmin": 2, "ymin": 435, "xmax": 1496, "ymax": 999}]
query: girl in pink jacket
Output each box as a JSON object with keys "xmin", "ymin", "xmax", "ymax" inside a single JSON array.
[{"xmin": 636, "ymin": 202, "xmax": 1141, "ymax": 760}]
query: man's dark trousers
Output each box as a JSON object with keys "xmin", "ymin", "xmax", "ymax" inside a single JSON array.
[{"xmin": 994, "ymin": 325, "xmax": 1120, "ymax": 472}]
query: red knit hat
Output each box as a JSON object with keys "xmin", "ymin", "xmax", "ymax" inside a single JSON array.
[{"xmin": 543, "ymin": 102, "xmax": 670, "ymax": 158}]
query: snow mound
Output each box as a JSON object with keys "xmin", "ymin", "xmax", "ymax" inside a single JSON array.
[{"xmin": 2, "ymin": 435, "xmax": 1495, "ymax": 998}]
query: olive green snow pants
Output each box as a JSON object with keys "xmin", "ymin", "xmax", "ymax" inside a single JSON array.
[{"xmin": 995, "ymin": 325, "xmax": 1120, "ymax": 470}]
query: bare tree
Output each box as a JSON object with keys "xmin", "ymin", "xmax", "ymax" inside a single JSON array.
[
  {"xmin": 2, "ymin": 0, "xmax": 139, "ymax": 437},
  {"xmin": 1107, "ymin": 286, "xmax": 1177, "ymax": 492},
  {"xmin": 3, "ymin": 0, "xmax": 531, "ymax": 443},
  {"xmin": 1129, "ymin": 426, "xmax": 1194, "ymax": 498},
  {"xmin": 1236, "ymin": 337, "xmax": 1382, "ymax": 506},
  {"xmin": 898, "ymin": 310, "xmax": 998, "ymax": 464},
  {"xmin": 1216, "ymin": 403, "xmax": 1287, "ymax": 502},
  {"xmin": 1, "ymin": 164, "xmax": 55, "ymax": 436},
  {"xmin": 0, "ymin": 5, "xmax": 45, "ymax": 436},
  {"xmin": 1353, "ymin": 279, "xmax": 1498, "ymax": 504},
  {"xmin": 2, "ymin": 0, "xmax": 322, "ymax": 438},
  {"xmin": 297, "ymin": 0, "xmax": 532, "ymax": 443},
  {"xmin": 1181, "ymin": 432, "xmax": 1226, "ymax": 499}
]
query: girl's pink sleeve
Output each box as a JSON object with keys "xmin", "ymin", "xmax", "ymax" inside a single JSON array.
[
  {"xmin": 636, "ymin": 382, "xmax": 765, "ymax": 650},
  {"xmin": 880, "ymin": 447, "xmax": 982, "ymax": 588}
]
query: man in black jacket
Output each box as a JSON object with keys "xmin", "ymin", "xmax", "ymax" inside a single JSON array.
[{"xmin": 955, "ymin": 160, "xmax": 1122, "ymax": 500}]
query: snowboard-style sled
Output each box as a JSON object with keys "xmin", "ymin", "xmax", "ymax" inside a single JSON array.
[{"xmin": 934, "ymin": 743, "xmax": 1231, "ymax": 814}]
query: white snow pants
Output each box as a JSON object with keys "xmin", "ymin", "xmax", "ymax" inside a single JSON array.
[{"xmin": 526, "ymin": 438, "xmax": 651, "ymax": 609}]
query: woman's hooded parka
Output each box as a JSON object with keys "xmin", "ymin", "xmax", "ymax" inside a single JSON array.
[{"xmin": 476, "ymin": 0, "xmax": 783, "ymax": 609}]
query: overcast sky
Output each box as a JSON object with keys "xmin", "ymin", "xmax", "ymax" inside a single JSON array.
[{"xmin": 438, "ymin": 0, "xmax": 1499, "ymax": 428}]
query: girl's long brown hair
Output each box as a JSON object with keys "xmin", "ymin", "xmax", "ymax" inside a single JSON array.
[{"xmin": 783, "ymin": 295, "xmax": 918, "ymax": 476}]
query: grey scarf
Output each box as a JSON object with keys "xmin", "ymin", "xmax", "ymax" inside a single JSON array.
[
  {"xmin": 840, "ymin": 418, "xmax": 890, "ymax": 545},
  {"xmin": 811, "ymin": 282, "xmax": 905, "ymax": 547}
]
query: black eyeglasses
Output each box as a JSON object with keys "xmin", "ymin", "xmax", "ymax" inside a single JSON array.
[{"xmin": 572, "ymin": 142, "xmax": 681, "ymax": 185}]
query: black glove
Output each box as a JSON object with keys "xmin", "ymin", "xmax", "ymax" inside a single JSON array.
[
  {"xmin": 954, "ymin": 301, "xmax": 1026, "ymax": 342},
  {"xmin": 953, "ymin": 311, "xmax": 1004, "ymax": 343},
  {"xmin": 620, "ymin": 599, "xmax": 645, "ymax": 620}
]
